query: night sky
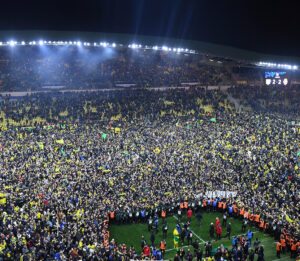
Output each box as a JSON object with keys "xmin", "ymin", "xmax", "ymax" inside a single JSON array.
[{"xmin": 0, "ymin": 0, "xmax": 299, "ymax": 57}]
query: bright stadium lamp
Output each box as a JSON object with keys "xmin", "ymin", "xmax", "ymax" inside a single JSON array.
[
  {"xmin": 112, "ymin": 43, "xmax": 116, "ymax": 48},
  {"xmin": 32, "ymin": 41, "xmax": 36, "ymax": 45},
  {"xmin": 0, "ymin": 42, "xmax": 2, "ymax": 46},
  {"xmin": 21, "ymin": 41, "xmax": 25, "ymax": 45},
  {"xmin": 39, "ymin": 40, "xmax": 44, "ymax": 46},
  {"xmin": 293, "ymin": 65, "xmax": 298, "ymax": 70},
  {"xmin": 77, "ymin": 41, "xmax": 82, "ymax": 46},
  {"xmin": 9, "ymin": 40, "xmax": 16, "ymax": 47}
]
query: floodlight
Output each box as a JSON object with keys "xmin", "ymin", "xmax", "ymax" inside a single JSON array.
[
  {"xmin": 39, "ymin": 40, "xmax": 44, "ymax": 46},
  {"xmin": 0, "ymin": 42, "xmax": 2, "ymax": 46},
  {"xmin": 153, "ymin": 46, "xmax": 158, "ymax": 50},
  {"xmin": 293, "ymin": 65, "xmax": 298, "ymax": 70},
  {"xmin": 21, "ymin": 41, "xmax": 25, "ymax": 45},
  {"xmin": 77, "ymin": 41, "xmax": 82, "ymax": 46},
  {"xmin": 32, "ymin": 41, "xmax": 36, "ymax": 45},
  {"xmin": 103, "ymin": 42, "xmax": 107, "ymax": 47},
  {"xmin": 162, "ymin": 46, "xmax": 168, "ymax": 51},
  {"xmin": 112, "ymin": 43, "xmax": 116, "ymax": 48},
  {"xmin": 9, "ymin": 41, "xmax": 16, "ymax": 47}
]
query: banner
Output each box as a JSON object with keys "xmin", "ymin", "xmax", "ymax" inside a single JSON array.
[{"xmin": 204, "ymin": 190, "xmax": 237, "ymax": 198}]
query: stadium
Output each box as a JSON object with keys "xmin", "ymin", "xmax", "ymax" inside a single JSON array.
[{"xmin": 0, "ymin": 1, "xmax": 300, "ymax": 261}]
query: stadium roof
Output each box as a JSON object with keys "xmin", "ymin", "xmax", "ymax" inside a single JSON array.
[{"xmin": 0, "ymin": 30, "xmax": 300, "ymax": 64}]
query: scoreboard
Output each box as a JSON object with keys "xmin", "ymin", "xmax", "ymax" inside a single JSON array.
[{"xmin": 264, "ymin": 71, "xmax": 289, "ymax": 86}]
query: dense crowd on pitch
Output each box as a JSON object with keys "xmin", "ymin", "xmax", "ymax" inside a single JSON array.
[
  {"xmin": 0, "ymin": 87, "xmax": 299, "ymax": 260},
  {"xmin": 0, "ymin": 46, "xmax": 230, "ymax": 91}
]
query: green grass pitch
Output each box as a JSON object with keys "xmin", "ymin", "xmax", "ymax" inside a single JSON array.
[{"xmin": 110, "ymin": 212, "xmax": 292, "ymax": 260}]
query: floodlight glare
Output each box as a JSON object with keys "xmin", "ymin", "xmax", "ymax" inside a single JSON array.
[
  {"xmin": 39, "ymin": 40, "xmax": 44, "ymax": 46},
  {"xmin": 21, "ymin": 41, "xmax": 25, "ymax": 45},
  {"xmin": 9, "ymin": 41, "xmax": 16, "ymax": 47},
  {"xmin": 77, "ymin": 41, "xmax": 82, "ymax": 46},
  {"xmin": 112, "ymin": 43, "xmax": 116, "ymax": 48}
]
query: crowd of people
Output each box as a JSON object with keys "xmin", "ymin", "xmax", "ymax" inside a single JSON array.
[
  {"xmin": 229, "ymin": 85, "xmax": 300, "ymax": 116},
  {"xmin": 0, "ymin": 46, "xmax": 231, "ymax": 91},
  {"xmin": 0, "ymin": 86, "xmax": 299, "ymax": 260}
]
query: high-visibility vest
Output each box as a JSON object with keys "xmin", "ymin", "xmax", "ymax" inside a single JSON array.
[
  {"xmin": 291, "ymin": 243, "xmax": 297, "ymax": 251},
  {"xmin": 160, "ymin": 241, "xmax": 166, "ymax": 250},
  {"xmin": 259, "ymin": 220, "xmax": 264, "ymax": 228},
  {"xmin": 109, "ymin": 211, "xmax": 115, "ymax": 219},
  {"xmin": 202, "ymin": 200, "xmax": 207, "ymax": 207},
  {"xmin": 276, "ymin": 242, "xmax": 281, "ymax": 251},
  {"xmin": 180, "ymin": 203, "xmax": 184, "ymax": 209},
  {"xmin": 218, "ymin": 202, "xmax": 222, "ymax": 209},
  {"xmin": 244, "ymin": 212, "xmax": 249, "ymax": 219},
  {"xmin": 280, "ymin": 238, "xmax": 286, "ymax": 247},
  {"xmin": 240, "ymin": 208, "xmax": 245, "ymax": 216},
  {"xmin": 184, "ymin": 202, "xmax": 188, "ymax": 209},
  {"xmin": 223, "ymin": 203, "xmax": 226, "ymax": 209},
  {"xmin": 255, "ymin": 214, "xmax": 260, "ymax": 222},
  {"xmin": 161, "ymin": 210, "xmax": 166, "ymax": 218}
]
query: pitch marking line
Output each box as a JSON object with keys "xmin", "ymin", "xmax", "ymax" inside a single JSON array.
[{"xmin": 173, "ymin": 215, "xmax": 206, "ymax": 243}]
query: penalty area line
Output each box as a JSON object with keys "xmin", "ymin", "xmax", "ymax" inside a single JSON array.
[{"xmin": 173, "ymin": 215, "xmax": 206, "ymax": 243}]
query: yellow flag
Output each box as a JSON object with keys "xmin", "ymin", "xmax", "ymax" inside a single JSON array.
[
  {"xmin": 285, "ymin": 214, "xmax": 294, "ymax": 223},
  {"xmin": 0, "ymin": 198, "xmax": 7, "ymax": 205},
  {"xmin": 56, "ymin": 139, "xmax": 64, "ymax": 145}
]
